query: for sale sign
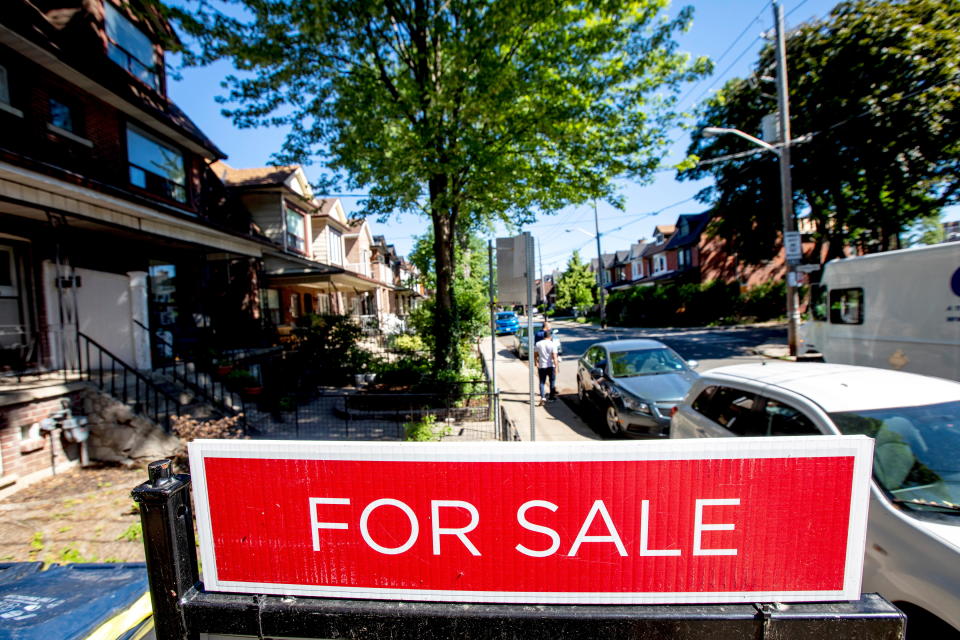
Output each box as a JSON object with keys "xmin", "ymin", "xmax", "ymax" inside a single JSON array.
[{"xmin": 190, "ymin": 437, "xmax": 873, "ymax": 604}]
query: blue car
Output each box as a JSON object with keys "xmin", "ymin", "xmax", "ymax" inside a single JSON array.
[{"xmin": 495, "ymin": 311, "xmax": 520, "ymax": 335}]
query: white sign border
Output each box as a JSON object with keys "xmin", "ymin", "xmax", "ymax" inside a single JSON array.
[{"xmin": 189, "ymin": 436, "xmax": 873, "ymax": 605}]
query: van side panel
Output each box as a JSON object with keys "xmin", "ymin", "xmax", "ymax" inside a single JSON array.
[{"xmin": 804, "ymin": 244, "xmax": 960, "ymax": 381}]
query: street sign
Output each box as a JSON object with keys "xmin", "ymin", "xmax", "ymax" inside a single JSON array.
[
  {"xmin": 784, "ymin": 231, "xmax": 802, "ymax": 263},
  {"xmin": 190, "ymin": 437, "xmax": 873, "ymax": 605},
  {"xmin": 496, "ymin": 234, "xmax": 534, "ymax": 306}
]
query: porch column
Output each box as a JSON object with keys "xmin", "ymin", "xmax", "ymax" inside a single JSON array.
[{"xmin": 128, "ymin": 271, "xmax": 152, "ymax": 370}]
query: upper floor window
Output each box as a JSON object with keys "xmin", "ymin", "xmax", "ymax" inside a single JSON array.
[
  {"xmin": 49, "ymin": 98, "xmax": 76, "ymax": 132},
  {"xmin": 104, "ymin": 2, "xmax": 159, "ymax": 91},
  {"xmin": 654, "ymin": 254, "xmax": 667, "ymax": 273},
  {"xmin": 328, "ymin": 229, "xmax": 344, "ymax": 266},
  {"xmin": 284, "ymin": 204, "xmax": 305, "ymax": 254},
  {"xmin": 678, "ymin": 247, "xmax": 691, "ymax": 270},
  {"xmin": 0, "ymin": 65, "xmax": 9, "ymax": 105},
  {"xmin": 126, "ymin": 124, "xmax": 186, "ymax": 203},
  {"xmin": 0, "ymin": 66, "xmax": 22, "ymax": 118}
]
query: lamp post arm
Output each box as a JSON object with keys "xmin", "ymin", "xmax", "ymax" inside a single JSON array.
[{"xmin": 702, "ymin": 127, "xmax": 779, "ymax": 155}]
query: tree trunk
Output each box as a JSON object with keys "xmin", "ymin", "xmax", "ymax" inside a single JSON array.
[{"xmin": 430, "ymin": 174, "xmax": 459, "ymax": 373}]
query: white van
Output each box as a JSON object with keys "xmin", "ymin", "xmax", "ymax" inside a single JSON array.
[{"xmin": 800, "ymin": 243, "xmax": 960, "ymax": 381}]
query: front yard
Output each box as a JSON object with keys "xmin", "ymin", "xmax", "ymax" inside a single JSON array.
[{"xmin": 0, "ymin": 464, "xmax": 147, "ymax": 565}]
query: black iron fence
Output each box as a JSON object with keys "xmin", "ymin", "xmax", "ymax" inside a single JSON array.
[{"xmin": 239, "ymin": 387, "xmax": 505, "ymax": 441}]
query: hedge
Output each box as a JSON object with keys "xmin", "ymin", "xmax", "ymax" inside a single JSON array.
[{"xmin": 605, "ymin": 280, "xmax": 787, "ymax": 328}]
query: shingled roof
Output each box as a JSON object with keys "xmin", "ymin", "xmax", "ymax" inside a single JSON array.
[{"xmin": 211, "ymin": 161, "xmax": 300, "ymax": 187}]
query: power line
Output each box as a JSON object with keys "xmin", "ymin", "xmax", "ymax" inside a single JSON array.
[{"xmin": 676, "ymin": 1, "xmax": 771, "ymax": 109}]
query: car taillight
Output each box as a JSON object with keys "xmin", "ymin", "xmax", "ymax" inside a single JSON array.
[{"xmin": 670, "ymin": 406, "xmax": 678, "ymax": 417}]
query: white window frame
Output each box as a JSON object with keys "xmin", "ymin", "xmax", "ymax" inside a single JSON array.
[
  {"xmin": 654, "ymin": 254, "xmax": 667, "ymax": 274},
  {"xmin": 328, "ymin": 229, "xmax": 344, "ymax": 266},
  {"xmin": 284, "ymin": 203, "xmax": 305, "ymax": 254}
]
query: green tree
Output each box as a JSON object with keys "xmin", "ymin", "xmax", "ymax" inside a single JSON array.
[
  {"xmin": 165, "ymin": 0, "xmax": 710, "ymax": 372},
  {"xmin": 906, "ymin": 212, "xmax": 946, "ymax": 246},
  {"xmin": 554, "ymin": 250, "xmax": 596, "ymax": 312},
  {"xmin": 409, "ymin": 228, "xmax": 489, "ymax": 364},
  {"xmin": 682, "ymin": 0, "xmax": 959, "ymax": 264}
]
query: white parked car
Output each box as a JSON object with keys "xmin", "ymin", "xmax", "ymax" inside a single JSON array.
[{"xmin": 671, "ymin": 362, "xmax": 960, "ymax": 638}]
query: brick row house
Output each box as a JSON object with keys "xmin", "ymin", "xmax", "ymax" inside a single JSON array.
[
  {"xmin": 593, "ymin": 211, "xmax": 817, "ymax": 296},
  {"xmin": 0, "ymin": 0, "xmax": 420, "ymax": 495}
]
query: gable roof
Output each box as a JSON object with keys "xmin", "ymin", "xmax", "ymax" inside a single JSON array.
[
  {"xmin": 212, "ymin": 161, "xmax": 300, "ymax": 188},
  {"xmin": 665, "ymin": 212, "xmax": 711, "ymax": 250}
]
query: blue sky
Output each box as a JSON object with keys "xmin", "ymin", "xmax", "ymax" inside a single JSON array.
[{"xmin": 167, "ymin": 0, "xmax": 955, "ymax": 273}]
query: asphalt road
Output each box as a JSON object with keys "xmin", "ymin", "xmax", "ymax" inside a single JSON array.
[{"xmin": 493, "ymin": 319, "xmax": 786, "ymax": 439}]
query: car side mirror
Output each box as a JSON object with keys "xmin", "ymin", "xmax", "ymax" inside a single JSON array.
[
  {"xmin": 590, "ymin": 367, "xmax": 604, "ymax": 379},
  {"xmin": 687, "ymin": 360, "xmax": 699, "ymax": 370}
]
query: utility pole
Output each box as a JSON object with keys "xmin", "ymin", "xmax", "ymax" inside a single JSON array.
[
  {"xmin": 774, "ymin": 0, "xmax": 800, "ymax": 357},
  {"xmin": 594, "ymin": 201, "xmax": 607, "ymax": 329},
  {"xmin": 537, "ymin": 237, "xmax": 544, "ymax": 309}
]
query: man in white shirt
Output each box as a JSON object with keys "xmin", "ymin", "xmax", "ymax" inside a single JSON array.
[{"xmin": 533, "ymin": 329, "xmax": 560, "ymax": 404}]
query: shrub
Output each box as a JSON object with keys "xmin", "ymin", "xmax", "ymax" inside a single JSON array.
[
  {"xmin": 606, "ymin": 279, "xmax": 782, "ymax": 328},
  {"xmin": 389, "ymin": 333, "xmax": 427, "ymax": 354},
  {"xmin": 403, "ymin": 414, "xmax": 452, "ymax": 441}
]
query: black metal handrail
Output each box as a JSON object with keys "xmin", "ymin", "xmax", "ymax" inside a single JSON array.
[
  {"xmin": 132, "ymin": 320, "xmax": 246, "ymax": 424},
  {"xmin": 77, "ymin": 332, "xmax": 181, "ymax": 431}
]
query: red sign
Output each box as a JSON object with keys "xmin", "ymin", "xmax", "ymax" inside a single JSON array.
[{"xmin": 190, "ymin": 437, "xmax": 873, "ymax": 604}]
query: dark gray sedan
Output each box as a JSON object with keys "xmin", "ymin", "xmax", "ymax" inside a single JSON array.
[{"xmin": 576, "ymin": 339, "xmax": 699, "ymax": 437}]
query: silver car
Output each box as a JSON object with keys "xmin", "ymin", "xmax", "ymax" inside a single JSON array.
[
  {"xmin": 671, "ymin": 361, "xmax": 960, "ymax": 638},
  {"xmin": 577, "ymin": 339, "xmax": 698, "ymax": 437},
  {"xmin": 513, "ymin": 324, "xmax": 562, "ymax": 360}
]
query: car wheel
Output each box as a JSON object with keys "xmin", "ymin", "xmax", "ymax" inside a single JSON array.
[{"xmin": 605, "ymin": 404, "xmax": 621, "ymax": 436}]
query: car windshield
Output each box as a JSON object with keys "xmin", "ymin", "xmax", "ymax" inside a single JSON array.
[
  {"xmin": 497, "ymin": 313, "xmax": 515, "ymax": 320},
  {"xmin": 517, "ymin": 325, "xmax": 546, "ymax": 339},
  {"xmin": 831, "ymin": 401, "xmax": 960, "ymax": 515},
  {"xmin": 608, "ymin": 348, "xmax": 686, "ymax": 377}
]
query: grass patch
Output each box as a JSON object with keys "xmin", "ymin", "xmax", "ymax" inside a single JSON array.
[{"xmin": 117, "ymin": 523, "xmax": 142, "ymax": 543}]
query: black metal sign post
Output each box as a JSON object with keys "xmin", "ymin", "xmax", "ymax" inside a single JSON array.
[{"xmin": 133, "ymin": 460, "xmax": 906, "ymax": 640}]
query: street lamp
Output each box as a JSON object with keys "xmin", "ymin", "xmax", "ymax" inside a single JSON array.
[{"xmin": 701, "ymin": 124, "xmax": 800, "ymax": 357}]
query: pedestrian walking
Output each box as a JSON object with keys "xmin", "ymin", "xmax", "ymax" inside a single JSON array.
[
  {"xmin": 534, "ymin": 328, "xmax": 560, "ymax": 405},
  {"xmin": 534, "ymin": 319, "xmax": 551, "ymax": 345}
]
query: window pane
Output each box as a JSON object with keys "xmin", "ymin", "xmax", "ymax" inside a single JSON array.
[
  {"xmin": 705, "ymin": 386, "xmax": 761, "ymax": 436},
  {"xmin": 127, "ymin": 127, "xmax": 183, "ymax": 184},
  {"xmin": 829, "ymin": 287, "xmax": 863, "ymax": 325},
  {"xmin": 810, "ymin": 284, "xmax": 827, "ymax": 321},
  {"xmin": 762, "ymin": 399, "xmax": 819, "ymax": 436},
  {"xmin": 49, "ymin": 98, "xmax": 74, "ymax": 132},
  {"xmin": 0, "ymin": 65, "xmax": 9, "ymax": 104},
  {"xmin": 127, "ymin": 125, "xmax": 185, "ymax": 202},
  {"xmin": 104, "ymin": 3, "xmax": 157, "ymax": 88},
  {"xmin": 328, "ymin": 230, "xmax": 343, "ymax": 264}
]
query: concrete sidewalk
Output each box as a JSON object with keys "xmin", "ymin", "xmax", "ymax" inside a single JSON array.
[{"xmin": 479, "ymin": 322, "xmax": 598, "ymax": 442}]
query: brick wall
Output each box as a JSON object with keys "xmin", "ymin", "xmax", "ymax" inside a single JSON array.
[{"xmin": 0, "ymin": 391, "xmax": 84, "ymax": 496}]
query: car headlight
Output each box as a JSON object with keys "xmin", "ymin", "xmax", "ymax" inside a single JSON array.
[{"xmin": 622, "ymin": 395, "xmax": 651, "ymax": 414}]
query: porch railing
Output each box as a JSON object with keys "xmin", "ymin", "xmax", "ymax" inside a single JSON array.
[
  {"xmin": 78, "ymin": 332, "xmax": 181, "ymax": 431},
  {"xmin": 134, "ymin": 320, "xmax": 246, "ymax": 425}
]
